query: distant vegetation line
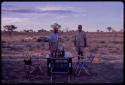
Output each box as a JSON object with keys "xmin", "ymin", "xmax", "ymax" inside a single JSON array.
[{"xmin": 2, "ymin": 24, "xmax": 124, "ymax": 33}]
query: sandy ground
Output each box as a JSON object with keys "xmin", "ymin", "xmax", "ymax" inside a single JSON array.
[{"xmin": 1, "ymin": 32, "xmax": 123, "ymax": 83}]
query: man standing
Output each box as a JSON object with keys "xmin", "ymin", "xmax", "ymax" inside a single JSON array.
[
  {"xmin": 74, "ymin": 25, "xmax": 87, "ymax": 61},
  {"xmin": 49, "ymin": 23, "xmax": 60, "ymax": 57}
]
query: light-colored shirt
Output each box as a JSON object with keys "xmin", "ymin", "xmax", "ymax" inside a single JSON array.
[
  {"xmin": 50, "ymin": 32, "xmax": 58, "ymax": 43},
  {"xmin": 49, "ymin": 32, "xmax": 59, "ymax": 49},
  {"xmin": 75, "ymin": 31, "xmax": 86, "ymax": 47}
]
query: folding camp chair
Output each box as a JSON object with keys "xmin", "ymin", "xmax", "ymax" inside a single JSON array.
[
  {"xmin": 75, "ymin": 52, "xmax": 95, "ymax": 76},
  {"xmin": 24, "ymin": 57, "xmax": 32, "ymax": 79},
  {"xmin": 24, "ymin": 54, "xmax": 42, "ymax": 80},
  {"xmin": 47, "ymin": 58, "xmax": 72, "ymax": 83}
]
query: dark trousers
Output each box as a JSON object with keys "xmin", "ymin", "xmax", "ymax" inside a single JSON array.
[{"xmin": 77, "ymin": 46, "xmax": 84, "ymax": 62}]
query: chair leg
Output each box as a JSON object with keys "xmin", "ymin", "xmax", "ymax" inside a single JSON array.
[
  {"xmin": 39, "ymin": 64, "xmax": 43, "ymax": 73},
  {"xmin": 75, "ymin": 62, "xmax": 79, "ymax": 74},
  {"xmin": 26, "ymin": 66, "xmax": 31, "ymax": 80},
  {"xmin": 77, "ymin": 64, "xmax": 82, "ymax": 76},
  {"xmin": 74, "ymin": 64, "xmax": 77, "ymax": 74},
  {"xmin": 50, "ymin": 69, "xmax": 53, "ymax": 83},
  {"xmin": 29, "ymin": 65, "xmax": 35, "ymax": 73},
  {"xmin": 68, "ymin": 75, "xmax": 70, "ymax": 83},
  {"xmin": 82, "ymin": 65, "xmax": 90, "ymax": 75},
  {"xmin": 50, "ymin": 75, "xmax": 53, "ymax": 83}
]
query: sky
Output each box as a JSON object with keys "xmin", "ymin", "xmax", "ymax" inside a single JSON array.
[{"xmin": 1, "ymin": 2, "xmax": 123, "ymax": 32}]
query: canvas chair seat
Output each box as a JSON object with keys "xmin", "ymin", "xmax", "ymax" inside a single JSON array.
[{"xmin": 47, "ymin": 57, "xmax": 72, "ymax": 83}]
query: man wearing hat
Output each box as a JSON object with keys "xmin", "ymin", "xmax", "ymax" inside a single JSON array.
[
  {"xmin": 49, "ymin": 23, "xmax": 61, "ymax": 57},
  {"xmin": 74, "ymin": 25, "xmax": 87, "ymax": 61}
]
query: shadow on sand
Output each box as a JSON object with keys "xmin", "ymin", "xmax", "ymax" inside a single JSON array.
[{"xmin": 1, "ymin": 60, "xmax": 123, "ymax": 83}]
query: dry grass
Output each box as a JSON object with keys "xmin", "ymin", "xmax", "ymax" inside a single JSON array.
[{"xmin": 1, "ymin": 31, "xmax": 123, "ymax": 83}]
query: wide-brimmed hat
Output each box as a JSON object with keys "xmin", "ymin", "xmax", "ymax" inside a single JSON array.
[{"xmin": 51, "ymin": 23, "xmax": 61, "ymax": 29}]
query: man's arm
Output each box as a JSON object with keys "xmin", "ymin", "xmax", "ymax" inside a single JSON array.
[
  {"xmin": 49, "ymin": 40, "xmax": 51, "ymax": 50},
  {"xmin": 84, "ymin": 38, "xmax": 87, "ymax": 47},
  {"xmin": 74, "ymin": 35, "xmax": 76, "ymax": 47},
  {"xmin": 49, "ymin": 35, "xmax": 52, "ymax": 50},
  {"xmin": 84, "ymin": 32, "xmax": 87, "ymax": 47}
]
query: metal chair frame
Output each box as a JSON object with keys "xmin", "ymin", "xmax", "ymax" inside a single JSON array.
[
  {"xmin": 74, "ymin": 53, "xmax": 95, "ymax": 76},
  {"xmin": 47, "ymin": 57, "xmax": 72, "ymax": 83}
]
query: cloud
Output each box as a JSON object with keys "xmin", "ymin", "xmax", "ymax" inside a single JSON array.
[
  {"xmin": 55, "ymin": 15, "xmax": 68, "ymax": 20},
  {"xmin": 2, "ymin": 6, "xmax": 78, "ymax": 15},
  {"xmin": 2, "ymin": 4, "xmax": 17, "ymax": 8},
  {"xmin": 36, "ymin": 6, "xmax": 82, "ymax": 14},
  {"xmin": 2, "ymin": 17, "xmax": 31, "ymax": 25},
  {"xmin": 3, "ymin": 8, "xmax": 38, "ymax": 13},
  {"xmin": 36, "ymin": 6, "xmax": 78, "ymax": 11}
]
